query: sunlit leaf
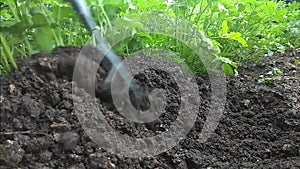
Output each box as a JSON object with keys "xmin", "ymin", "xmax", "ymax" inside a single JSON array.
[
  {"xmin": 31, "ymin": 13, "xmax": 49, "ymax": 26},
  {"xmin": 35, "ymin": 27, "xmax": 53, "ymax": 52},
  {"xmin": 227, "ymin": 32, "xmax": 248, "ymax": 47},
  {"xmin": 103, "ymin": 0, "xmax": 124, "ymax": 6},
  {"xmin": 219, "ymin": 21, "xmax": 228, "ymax": 35},
  {"xmin": 222, "ymin": 63, "xmax": 234, "ymax": 76}
]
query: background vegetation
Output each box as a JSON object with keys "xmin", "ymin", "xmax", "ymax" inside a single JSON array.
[{"xmin": 0, "ymin": 0, "xmax": 299, "ymax": 75}]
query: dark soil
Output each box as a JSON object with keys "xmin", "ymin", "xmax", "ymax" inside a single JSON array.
[{"xmin": 0, "ymin": 46, "xmax": 299, "ymax": 169}]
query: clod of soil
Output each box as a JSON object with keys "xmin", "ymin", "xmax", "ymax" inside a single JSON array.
[{"xmin": 0, "ymin": 46, "xmax": 300, "ymax": 168}]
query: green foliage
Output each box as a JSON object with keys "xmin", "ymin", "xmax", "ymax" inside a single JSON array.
[
  {"xmin": 258, "ymin": 67, "xmax": 284, "ymax": 85},
  {"xmin": 215, "ymin": 56, "xmax": 238, "ymax": 76},
  {"xmin": 106, "ymin": 13, "xmax": 212, "ymax": 75},
  {"xmin": 120, "ymin": 0, "xmax": 300, "ymax": 75},
  {"xmin": 0, "ymin": 0, "xmax": 127, "ymax": 75}
]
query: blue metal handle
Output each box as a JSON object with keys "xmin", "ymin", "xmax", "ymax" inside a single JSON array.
[
  {"xmin": 69, "ymin": 0, "xmax": 142, "ymax": 97},
  {"xmin": 69, "ymin": 0, "xmax": 96, "ymax": 31}
]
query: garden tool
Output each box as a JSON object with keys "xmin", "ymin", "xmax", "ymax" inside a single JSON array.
[{"xmin": 69, "ymin": 0, "xmax": 144, "ymax": 102}]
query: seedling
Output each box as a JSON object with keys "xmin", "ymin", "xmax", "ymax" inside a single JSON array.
[{"xmin": 258, "ymin": 67, "xmax": 283, "ymax": 85}]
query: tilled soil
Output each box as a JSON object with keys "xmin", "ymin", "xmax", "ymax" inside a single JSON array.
[{"xmin": 0, "ymin": 46, "xmax": 299, "ymax": 169}]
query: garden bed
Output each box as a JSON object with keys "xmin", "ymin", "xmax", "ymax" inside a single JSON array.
[{"xmin": 0, "ymin": 47, "xmax": 299, "ymax": 168}]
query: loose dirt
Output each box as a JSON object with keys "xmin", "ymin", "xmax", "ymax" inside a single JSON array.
[{"xmin": 0, "ymin": 46, "xmax": 299, "ymax": 168}]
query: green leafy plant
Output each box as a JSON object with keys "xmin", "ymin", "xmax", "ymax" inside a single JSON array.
[
  {"xmin": 118, "ymin": 0, "xmax": 299, "ymax": 75},
  {"xmin": 258, "ymin": 67, "xmax": 283, "ymax": 85},
  {"xmin": 0, "ymin": 0, "xmax": 129, "ymax": 75},
  {"xmin": 294, "ymin": 59, "xmax": 299, "ymax": 65}
]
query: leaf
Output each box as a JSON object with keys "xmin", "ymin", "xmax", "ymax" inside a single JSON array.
[
  {"xmin": 219, "ymin": 21, "xmax": 229, "ymax": 35},
  {"xmin": 222, "ymin": 63, "xmax": 234, "ymax": 76},
  {"xmin": 102, "ymin": 0, "xmax": 124, "ymax": 6},
  {"xmin": 217, "ymin": 3, "xmax": 228, "ymax": 12},
  {"xmin": 136, "ymin": 33, "xmax": 154, "ymax": 45},
  {"xmin": 216, "ymin": 56, "xmax": 238, "ymax": 71},
  {"xmin": 294, "ymin": 59, "xmax": 299, "ymax": 65},
  {"xmin": 227, "ymin": 32, "xmax": 248, "ymax": 47},
  {"xmin": 267, "ymin": 50, "xmax": 274, "ymax": 56},
  {"xmin": 31, "ymin": 13, "xmax": 49, "ymax": 26},
  {"xmin": 273, "ymin": 68, "xmax": 283, "ymax": 75},
  {"xmin": 7, "ymin": 35, "xmax": 22, "ymax": 46},
  {"xmin": 237, "ymin": 3, "xmax": 246, "ymax": 12},
  {"xmin": 104, "ymin": 4, "xmax": 121, "ymax": 20},
  {"xmin": 0, "ymin": 20, "xmax": 19, "ymax": 28},
  {"xmin": 264, "ymin": 77, "xmax": 274, "ymax": 85},
  {"xmin": 254, "ymin": 56, "xmax": 260, "ymax": 63},
  {"xmin": 211, "ymin": 39, "xmax": 221, "ymax": 53},
  {"xmin": 53, "ymin": 6, "xmax": 76, "ymax": 21},
  {"xmin": 230, "ymin": 61, "xmax": 238, "ymax": 69},
  {"xmin": 0, "ymin": 9, "xmax": 13, "ymax": 20},
  {"xmin": 0, "ymin": 20, "xmax": 29, "ymax": 34},
  {"xmin": 35, "ymin": 27, "xmax": 53, "ymax": 52},
  {"xmin": 113, "ymin": 15, "xmax": 143, "ymax": 32},
  {"xmin": 216, "ymin": 56, "xmax": 232, "ymax": 64}
]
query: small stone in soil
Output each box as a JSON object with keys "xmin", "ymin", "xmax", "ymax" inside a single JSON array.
[
  {"xmin": 0, "ymin": 95, "xmax": 4, "ymax": 103},
  {"xmin": 58, "ymin": 131, "xmax": 79, "ymax": 150}
]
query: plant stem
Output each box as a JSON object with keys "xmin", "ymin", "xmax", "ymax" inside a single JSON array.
[
  {"xmin": 0, "ymin": 33, "xmax": 17, "ymax": 70},
  {"xmin": 23, "ymin": 34, "xmax": 33, "ymax": 56}
]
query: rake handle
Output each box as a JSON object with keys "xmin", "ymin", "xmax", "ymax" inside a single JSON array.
[{"xmin": 69, "ymin": 0, "xmax": 143, "ymax": 100}]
